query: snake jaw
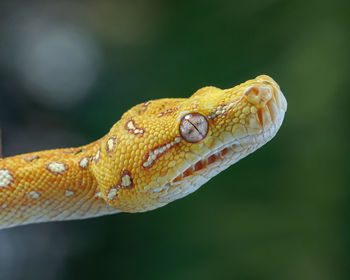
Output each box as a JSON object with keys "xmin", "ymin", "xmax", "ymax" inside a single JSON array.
[{"xmin": 149, "ymin": 79, "xmax": 287, "ymax": 207}]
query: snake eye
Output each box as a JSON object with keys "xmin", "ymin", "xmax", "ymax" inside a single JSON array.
[{"xmin": 180, "ymin": 113, "xmax": 208, "ymax": 143}]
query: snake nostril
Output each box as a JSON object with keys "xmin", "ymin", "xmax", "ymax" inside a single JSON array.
[{"xmin": 244, "ymin": 86, "xmax": 272, "ymax": 108}]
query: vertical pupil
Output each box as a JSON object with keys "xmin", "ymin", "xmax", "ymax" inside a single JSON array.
[{"xmin": 180, "ymin": 113, "xmax": 208, "ymax": 143}]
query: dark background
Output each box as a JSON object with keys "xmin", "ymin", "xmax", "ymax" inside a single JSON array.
[{"xmin": 0, "ymin": 0, "xmax": 349, "ymax": 279}]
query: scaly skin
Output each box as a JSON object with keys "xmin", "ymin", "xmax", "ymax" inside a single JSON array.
[{"xmin": 0, "ymin": 75, "xmax": 287, "ymax": 229}]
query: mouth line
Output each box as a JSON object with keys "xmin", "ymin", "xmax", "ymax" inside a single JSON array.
[
  {"xmin": 171, "ymin": 143, "xmax": 236, "ymax": 184},
  {"xmin": 152, "ymin": 133, "xmax": 258, "ymax": 194},
  {"xmin": 168, "ymin": 118, "xmax": 280, "ymax": 188},
  {"xmin": 152, "ymin": 141, "xmax": 239, "ymax": 194}
]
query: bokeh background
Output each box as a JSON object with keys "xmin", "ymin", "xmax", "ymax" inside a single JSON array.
[{"xmin": 0, "ymin": 0, "xmax": 349, "ymax": 279}]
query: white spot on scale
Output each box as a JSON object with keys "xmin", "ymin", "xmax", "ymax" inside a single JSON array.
[
  {"xmin": 106, "ymin": 137, "xmax": 116, "ymax": 152},
  {"xmin": 46, "ymin": 162, "xmax": 67, "ymax": 174},
  {"xmin": 1, "ymin": 204, "xmax": 7, "ymax": 208},
  {"xmin": 79, "ymin": 157, "xmax": 90, "ymax": 169},
  {"xmin": 0, "ymin": 169, "xmax": 13, "ymax": 188},
  {"xmin": 94, "ymin": 191, "xmax": 102, "ymax": 198},
  {"xmin": 121, "ymin": 174, "xmax": 132, "ymax": 187},
  {"xmin": 127, "ymin": 120, "xmax": 136, "ymax": 130},
  {"xmin": 28, "ymin": 191, "xmax": 40, "ymax": 199},
  {"xmin": 94, "ymin": 149, "xmax": 101, "ymax": 163},
  {"xmin": 65, "ymin": 190, "xmax": 74, "ymax": 197},
  {"xmin": 126, "ymin": 120, "xmax": 144, "ymax": 135},
  {"xmin": 107, "ymin": 140, "xmax": 114, "ymax": 150},
  {"xmin": 107, "ymin": 188, "xmax": 117, "ymax": 200}
]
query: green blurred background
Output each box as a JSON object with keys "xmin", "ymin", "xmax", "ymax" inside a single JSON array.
[{"xmin": 0, "ymin": 0, "xmax": 349, "ymax": 279}]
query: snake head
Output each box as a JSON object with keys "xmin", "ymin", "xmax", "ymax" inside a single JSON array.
[{"xmin": 92, "ymin": 75, "xmax": 287, "ymax": 212}]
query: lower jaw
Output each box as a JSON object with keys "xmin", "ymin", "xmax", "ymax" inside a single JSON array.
[
  {"xmin": 150, "ymin": 106, "xmax": 285, "ymax": 200},
  {"xmin": 169, "ymin": 116, "xmax": 283, "ymax": 186},
  {"xmin": 171, "ymin": 145, "xmax": 233, "ymax": 184},
  {"xmin": 151, "ymin": 140, "xmax": 253, "ymax": 195}
]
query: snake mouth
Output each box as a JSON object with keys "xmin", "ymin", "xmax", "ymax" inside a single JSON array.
[
  {"xmin": 152, "ymin": 144, "xmax": 237, "ymax": 195},
  {"xmin": 171, "ymin": 146, "xmax": 231, "ymax": 184},
  {"xmin": 152, "ymin": 130, "xmax": 265, "ymax": 195}
]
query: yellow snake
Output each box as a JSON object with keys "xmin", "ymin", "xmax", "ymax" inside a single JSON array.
[{"xmin": 0, "ymin": 75, "xmax": 287, "ymax": 229}]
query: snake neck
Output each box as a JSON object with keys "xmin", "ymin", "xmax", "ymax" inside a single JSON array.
[{"xmin": 0, "ymin": 139, "xmax": 119, "ymax": 229}]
